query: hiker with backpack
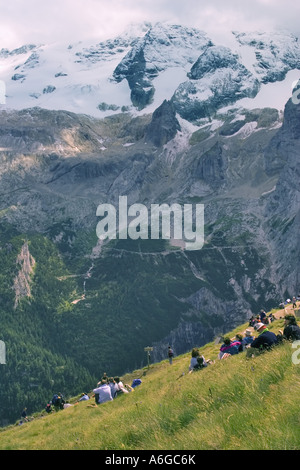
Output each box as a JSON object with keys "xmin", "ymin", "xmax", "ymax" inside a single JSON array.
[
  {"xmin": 51, "ymin": 393, "xmax": 65, "ymax": 411},
  {"xmin": 260, "ymin": 310, "xmax": 267, "ymax": 322},
  {"xmin": 168, "ymin": 346, "xmax": 174, "ymax": 365}
]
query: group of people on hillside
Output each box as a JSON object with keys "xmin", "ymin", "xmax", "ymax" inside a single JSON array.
[
  {"xmin": 186, "ymin": 312, "xmax": 300, "ymax": 372},
  {"xmin": 91, "ymin": 373, "xmax": 141, "ymax": 405},
  {"xmin": 248, "ymin": 309, "xmax": 275, "ymax": 327},
  {"xmin": 220, "ymin": 312, "xmax": 300, "ymax": 360},
  {"xmin": 41, "ymin": 374, "xmax": 142, "ymax": 417},
  {"xmin": 279, "ymin": 295, "xmax": 300, "ymax": 309},
  {"xmin": 21, "ymin": 307, "xmax": 299, "ymax": 422},
  {"xmin": 44, "ymin": 392, "xmax": 76, "ymax": 414}
]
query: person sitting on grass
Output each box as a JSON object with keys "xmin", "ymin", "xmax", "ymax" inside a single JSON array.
[
  {"xmin": 193, "ymin": 355, "xmax": 208, "ymax": 372},
  {"xmin": 93, "ymin": 379, "xmax": 113, "ymax": 404},
  {"xmin": 114, "ymin": 377, "xmax": 129, "ymax": 396},
  {"xmin": 278, "ymin": 314, "xmax": 300, "ymax": 341},
  {"xmin": 131, "ymin": 378, "xmax": 142, "ymax": 389},
  {"xmin": 189, "ymin": 348, "xmax": 200, "ymax": 371},
  {"xmin": 262, "ymin": 315, "xmax": 269, "ymax": 325},
  {"xmin": 45, "ymin": 403, "xmax": 52, "ymax": 414},
  {"xmin": 268, "ymin": 313, "xmax": 275, "ymax": 323},
  {"xmin": 218, "ymin": 336, "xmax": 241, "ymax": 359},
  {"xmin": 189, "ymin": 347, "xmax": 209, "ymax": 372},
  {"xmin": 246, "ymin": 322, "xmax": 278, "ymax": 356},
  {"xmin": 107, "ymin": 377, "xmax": 118, "ymax": 398},
  {"xmin": 241, "ymin": 329, "xmax": 255, "ymax": 350},
  {"xmin": 63, "ymin": 401, "xmax": 73, "ymax": 409},
  {"xmin": 78, "ymin": 392, "xmax": 90, "ymax": 401},
  {"xmin": 234, "ymin": 334, "xmax": 244, "ymax": 352}
]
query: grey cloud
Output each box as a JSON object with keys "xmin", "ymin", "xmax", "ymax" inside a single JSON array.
[{"xmin": 0, "ymin": 0, "xmax": 299, "ymax": 48}]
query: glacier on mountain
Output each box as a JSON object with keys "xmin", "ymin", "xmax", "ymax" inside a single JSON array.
[{"xmin": 0, "ymin": 23, "xmax": 299, "ymax": 120}]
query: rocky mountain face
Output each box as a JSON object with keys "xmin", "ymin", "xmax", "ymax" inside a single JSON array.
[
  {"xmin": 0, "ymin": 100, "xmax": 298, "ymax": 350},
  {"xmin": 263, "ymin": 91, "xmax": 300, "ymax": 294},
  {"xmin": 233, "ymin": 31, "xmax": 300, "ymax": 83},
  {"xmin": 172, "ymin": 45, "xmax": 260, "ymax": 120},
  {"xmin": 112, "ymin": 24, "xmax": 213, "ymax": 110},
  {"xmin": 0, "ymin": 23, "xmax": 299, "ymax": 424}
]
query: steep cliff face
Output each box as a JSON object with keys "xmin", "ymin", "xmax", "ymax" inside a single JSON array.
[
  {"xmin": 263, "ymin": 96, "xmax": 300, "ymax": 294},
  {"xmin": 145, "ymin": 99, "xmax": 181, "ymax": 147}
]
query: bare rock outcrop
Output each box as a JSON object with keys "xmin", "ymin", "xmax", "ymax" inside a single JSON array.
[{"xmin": 13, "ymin": 242, "xmax": 35, "ymax": 308}]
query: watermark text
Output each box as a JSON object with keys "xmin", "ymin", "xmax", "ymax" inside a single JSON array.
[{"xmin": 96, "ymin": 196, "xmax": 204, "ymax": 251}]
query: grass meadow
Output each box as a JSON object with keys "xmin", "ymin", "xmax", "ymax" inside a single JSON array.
[{"xmin": 0, "ymin": 315, "xmax": 299, "ymax": 450}]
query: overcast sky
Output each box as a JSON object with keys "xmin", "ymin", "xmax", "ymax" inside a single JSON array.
[{"xmin": 1, "ymin": 0, "xmax": 300, "ymax": 48}]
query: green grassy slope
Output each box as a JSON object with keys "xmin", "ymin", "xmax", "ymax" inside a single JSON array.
[{"xmin": 0, "ymin": 316, "xmax": 299, "ymax": 450}]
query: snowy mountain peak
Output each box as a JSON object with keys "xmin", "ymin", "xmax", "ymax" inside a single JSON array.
[
  {"xmin": 112, "ymin": 23, "xmax": 213, "ymax": 110},
  {"xmin": 233, "ymin": 30, "xmax": 300, "ymax": 83},
  {"xmin": 0, "ymin": 23, "xmax": 299, "ymax": 121}
]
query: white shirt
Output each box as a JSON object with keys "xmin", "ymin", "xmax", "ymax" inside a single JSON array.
[
  {"xmin": 79, "ymin": 394, "xmax": 90, "ymax": 401},
  {"xmin": 117, "ymin": 381, "xmax": 129, "ymax": 393},
  {"xmin": 93, "ymin": 384, "xmax": 113, "ymax": 403}
]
